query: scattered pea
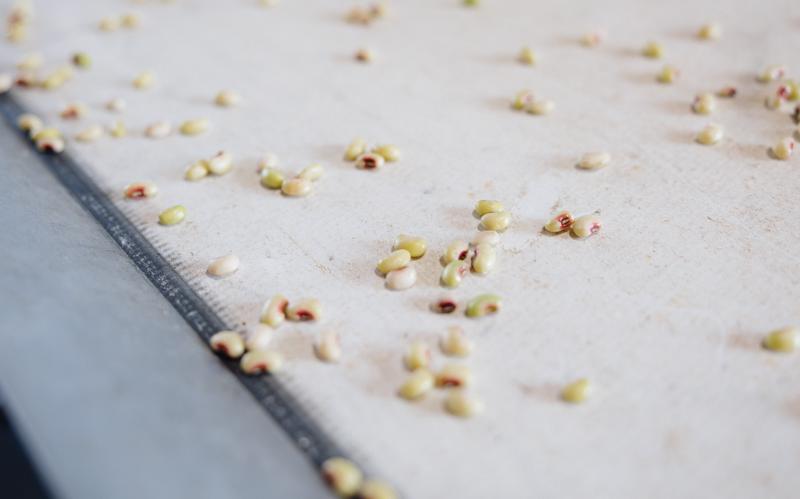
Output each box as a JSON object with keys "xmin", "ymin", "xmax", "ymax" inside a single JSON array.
[
  {"xmin": 480, "ymin": 211, "xmax": 510, "ymax": 232},
  {"xmin": 385, "ymin": 266, "xmax": 417, "ymax": 290},
  {"xmin": 245, "ymin": 324, "xmax": 273, "ymax": 352},
  {"xmin": 764, "ymin": 94, "xmax": 782, "ymax": 110},
  {"xmin": 440, "ymin": 326, "xmax": 473, "ymax": 357},
  {"xmin": 716, "ymin": 86, "xmax": 737, "ymax": 98},
  {"xmin": 695, "ymin": 124, "xmax": 724, "ymax": 145},
  {"xmin": 392, "ymin": 234, "xmax": 427, "ymax": 258},
  {"xmin": 580, "ymin": 31, "xmax": 604, "ymax": 48},
  {"xmin": 16, "ymin": 53, "xmax": 42, "ymax": 70},
  {"xmin": 145, "ymin": 121, "xmax": 172, "ymax": 139},
  {"xmin": 398, "ymin": 368, "xmax": 434, "ymax": 400},
  {"xmin": 544, "ymin": 210, "xmax": 574, "ymax": 233},
  {"xmin": 355, "ymin": 152, "xmax": 385, "ymax": 170},
  {"xmin": 0, "ymin": 73, "xmax": 11, "ymax": 94},
  {"xmin": 642, "ymin": 41, "xmax": 663, "ymax": 59},
  {"xmin": 123, "ymin": 181, "xmax": 158, "ymax": 199},
  {"xmin": 121, "ymin": 13, "xmax": 140, "ymax": 28},
  {"xmin": 14, "ymin": 70, "xmax": 38, "ymax": 88},
  {"xmin": 108, "ymin": 120, "xmax": 127, "ymax": 138},
  {"xmin": 298, "ymin": 163, "xmax": 324, "ymax": 181},
  {"xmin": 17, "ymin": 113, "xmax": 43, "ymax": 136},
  {"xmin": 98, "ymin": 16, "xmax": 120, "ymax": 32},
  {"xmin": 691, "ymin": 93, "xmax": 716, "ymax": 115},
  {"xmin": 561, "ymin": 378, "xmax": 592, "ymax": 403},
  {"xmin": 58, "ymin": 102, "xmax": 82, "ymax": 118},
  {"xmin": 260, "ymin": 168, "xmax": 285, "ymax": 189},
  {"xmin": 762, "ymin": 327, "xmax": 798, "ymax": 353},
  {"xmin": 656, "ymin": 65, "xmax": 679, "ymax": 84},
  {"xmin": 441, "ymin": 260, "xmax": 469, "ymax": 288},
  {"xmin": 471, "ymin": 230, "xmax": 499, "ymax": 246},
  {"xmin": 518, "ymin": 46, "xmax": 536, "ymax": 65},
  {"xmin": 465, "ymin": 294, "xmax": 501, "ymax": 318},
  {"xmin": 72, "ymin": 52, "xmax": 91, "ymax": 69},
  {"xmin": 286, "ymin": 298, "xmax": 322, "ymax": 321},
  {"xmin": 431, "ymin": 294, "xmax": 458, "ymax": 314},
  {"xmin": 757, "ymin": 65, "xmax": 786, "ymax": 84},
  {"xmin": 32, "ymin": 128, "xmax": 62, "ymax": 141},
  {"xmin": 132, "ymin": 70, "xmax": 154, "ymax": 89},
  {"xmin": 571, "ymin": 214, "xmax": 602, "ymax": 238},
  {"xmin": 75, "ymin": 125, "xmax": 104, "ymax": 143},
  {"xmin": 260, "ymin": 294, "xmax": 289, "ymax": 327},
  {"xmin": 475, "ymin": 199, "xmax": 504, "ymax": 217},
  {"xmin": 511, "ymin": 89, "xmax": 535, "ymax": 110},
  {"xmin": 372, "ymin": 144, "xmax": 401, "ymax": 162},
  {"xmin": 315, "ymin": 330, "xmax": 341, "ymax": 363},
  {"xmin": 207, "ymin": 254, "xmax": 240, "ymax": 277},
  {"xmin": 445, "ymin": 389, "xmax": 484, "ymax": 418},
  {"xmin": 377, "ymin": 249, "xmax": 411, "ymax": 275},
  {"xmin": 257, "ymin": 153, "xmax": 279, "ymax": 172},
  {"xmin": 355, "ymin": 48, "xmax": 375, "ymax": 63},
  {"xmin": 463, "ymin": 0, "xmax": 480, "ymax": 6},
  {"xmin": 471, "ymin": 243, "xmax": 496, "ymax": 275},
  {"xmin": 281, "ymin": 177, "xmax": 312, "ymax": 197},
  {"xmin": 344, "ymin": 138, "xmax": 367, "ymax": 161},
  {"xmin": 358, "ymin": 480, "xmax": 398, "ymax": 499},
  {"xmin": 697, "ymin": 22, "xmax": 721, "ymax": 40},
  {"xmin": 525, "ymin": 98, "xmax": 555, "ymax": 115},
  {"xmin": 240, "ymin": 350, "xmax": 283, "ymax": 375},
  {"xmin": 215, "ymin": 90, "xmax": 241, "ymax": 107},
  {"xmin": 185, "ymin": 161, "xmax": 210, "ymax": 181},
  {"xmin": 106, "ymin": 98, "xmax": 126, "ymax": 113},
  {"xmin": 405, "ymin": 341, "xmax": 431, "ymax": 371},
  {"xmin": 207, "ymin": 151, "xmax": 234, "ymax": 175},
  {"xmin": 179, "ymin": 118, "xmax": 210, "ymax": 136},
  {"xmin": 436, "ymin": 364, "xmax": 473, "ymax": 388},
  {"xmin": 577, "ymin": 151, "xmax": 611, "ymax": 170},
  {"xmin": 158, "ymin": 205, "xmax": 186, "ymax": 226},
  {"xmin": 35, "ymin": 137, "xmax": 65, "ymax": 154},
  {"xmin": 442, "ymin": 240, "xmax": 470, "ymax": 265},
  {"xmin": 772, "ymin": 137, "xmax": 795, "ymax": 160},
  {"xmin": 322, "ymin": 457, "xmax": 363, "ymax": 498},
  {"xmin": 209, "ymin": 331, "xmax": 245, "ymax": 358}
]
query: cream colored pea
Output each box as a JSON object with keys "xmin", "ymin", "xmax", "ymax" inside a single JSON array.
[
  {"xmin": 215, "ymin": 90, "xmax": 241, "ymax": 107},
  {"xmin": 144, "ymin": 121, "xmax": 172, "ymax": 139},
  {"xmin": 132, "ymin": 70, "xmax": 154, "ymax": 89},
  {"xmin": 717, "ymin": 86, "xmax": 737, "ymax": 98},
  {"xmin": 14, "ymin": 70, "xmax": 37, "ymax": 89},
  {"xmin": 32, "ymin": 128, "xmax": 62, "ymax": 141},
  {"xmin": 281, "ymin": 177, "xmax": 312, "ymax": 197},
  {"xmin": 344, "ymin": 138, "xmax": 367, "ymax": 161},
  {"xmin": 98, "ymin": 16, "xmax": 120, "ymax": 32},
  {"xmin": 525, "ymin": 98, "xmax": 555, "ymax": 115},
  {"xmin": 512, "ymin": 89, "xmax": 535, "ymax": 110},
  {"xmin": 75, "ymin": 125, "xmax": 104, "ymax": 143},
  {"xmin": 518, "ymin": 46, "xmax": 536, "ymax": 65},
  {"xmin": 158, "ymin": 205, "xmax": 186, "ymax": 226},
  {"xmin": 385, "ymin": 266, "xmax": 417, "ymax": 290},
  {"xmin": 377, "ymin": 249, "xmax": 411, "ymax": 275},
  {"xmin": 0, "ymin": 73, "xmax": 13, "ymax": 94},
  {"xmin": 355, "ymin": 152, "xmax": 385, "ymax": 170},
  {"xmin": 298, "ymin": 163, "xmax": 324, "ymax": 181},
  {"xmin": 398, "ymin": 368, "xmax": 434, "ymax": 400},
  {"xmin": 571, "ymin": 214, "xmax": 602, "ymax": 238},
  {"xmin": 59, "ymin": 103, "xmax": 87, "ymax": 120},
  {"xmin": 697, "ymin": 22, "xmax": 721, "ymax": 40},
  {"xmin": 642, "ymin": 41, "xmax": 663, "ymax": 59},
  {"xmin": 180, "ymin": 118, "xmax": 210, "ymax": 136},
  {"xmin": 257, "ymin": 153, "xmax": 279, "ymax": 172},
  {"xmin": 121, "ymin": 13, "xmax": 141, "ymax": 28},
  {"xmin": 691, "ymin": 93, "xmax": 716, "ymax": 115},
  {"xmin": 436, "ymin": 364, "xmax": 473, "ymax": 388},
  {"xmin": 41, "ymin": 71, "xmax": 69, "ymax": 91},
  {"xmin": 405, "ymin": 341, "xmax": 431, "ymax": 371},
  {"xmin": 762, "ymin": 327, "xmax": 799, "ymax": 353},
  {"xmin": 372, "ymin": 144, "xmax": 401, "ymax": 162},
  {"xmin": 322, "ymin": 457, "xmax": 363, "ymax": 497},
  {"xmin": 72, "ymin": 52, "xmax": 91, "ymax": 69},
  {"xmin": 106, "ymin": 98, "xmax": 126, "ymax": 113},
  {"xmin": 440, "ymin": 326, "xmax": 473, "ymax": 357},
  {"xmin": 445, "ymin": 389, "xmax": 484, "ymax": 417},
  {"xmin": 207, "ymin": 151, "xmax": 233, "ymax": 175},
  {"xmin": 757, "ymin": 65, "xmax": 785, "ymax": 84},
  {"xmin": 358, "ymin": 480, "xmax": 397, "ymax": 499},
  {"xmin": 471, "ymin": 230, "xmax": 499, "ymax": 246},
  {"xmin": 286, "ymin": 298, "xmax": 322, "ymax": 321},
  {"xmin": 577, "ymin": 151, "xmax": 611, "ymax": 170},
  {"xmin": 209, "ymin": 331, "xmax": 245, "ymax": 358},
  {"xmin": 695, "ymin": 124, "xmax": 724, "ymax": 145},
  {"xmin": 480, "ymin": 211, "xmax": 510, "ymax": 232},
  {"xmin": 580, "ymin": 31, "xmax": 604, "ymax": 48},
  {"xmin": 431, "ymin": 294, "xmax": 458, "ymax": 314},
  {"xmin": 442, "ymin": 240, "xmax": 470, "ymax": 265},
  {"xmin": 260, "ymin": 294, "xmax": 289, "ymax": 327},
  {"xmin": 393, "ymin": 234, "xmax": 427, "ymax": 258},
  {"xmin": 17, "ymin": 114, "xmax": 43, "ymax": 136},
  {"xmin": 657, "ymin": 65, "xmax": 679, "ymax": 84},
  {"xmin": 441, "ymin": 260, "xmax": 469, "ymax": 288},
  {"xmin": 315, "ymin": 330, "xmax": 341, "ymax": 362},
  {"xmin": 240, "ymin": 350, "xmax": 283, "ymax": 375},
  {"xmin": 544, "ymin": 210, "xmax": 574, "ymax": 233},
  {"xmin": 207, "ymin": 254, "xmax": 240, "ymax": 277},
  {"xmin": 36, "ymin": 137, "xmax": 65, "ymax": 154},
  {"xmin": 772, "ymin": 137, "xmax": 795, "ymax": 160},
  {"xmin": 245, "ymin": 324, "xmax": 273, "ymax": 352},
  {"xmin": 185, "ymin": 161, "xmax": 209, "ymax": 181},
  {"xmin": 475, "ymin": 199, "xmax": 504, "ymax": 217},
  {"xmin": 471, "ymin": 243, "xmax": 496, "ymax": 275},
  {"xmin": 260, "ymin": 168, "xmax": 285, "ymax": 189},
  {"xmin": 561, "ymin": 378, "xmax": 592, "ymax": 403},
  {"xmin": 108, "ymin": 120, "xmax": 127, "ymax": 138},
  {"xmin": 123, "ymin": 181, "xmax": 158, "ymax": 199},
  {"xmin": 355, "ymin": 48, "xmax": 375, "ymax": 63},
  {"xmin": 465, "ymin": 294, "xmax": 501, "ymax": 318}
]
